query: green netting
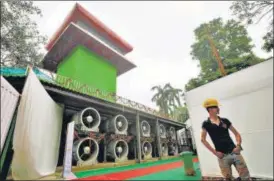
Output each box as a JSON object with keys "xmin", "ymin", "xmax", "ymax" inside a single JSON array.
[
  {"xmin": 32, "ymin": 68, "xmax": 55, "ymax": 83},
  {"xmin": 0, "ymin": 67, "xmax": 55, "ymax": 83}
]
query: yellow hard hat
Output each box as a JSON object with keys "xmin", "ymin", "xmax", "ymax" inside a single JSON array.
[{"xmin": 203, "ymin": 98, "xmax": 220, "ymax": 108}]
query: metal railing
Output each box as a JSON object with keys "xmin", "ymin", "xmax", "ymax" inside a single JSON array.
[{"xmin": 32, "ymin": 67, "xmax": 176, "ymax": 120}]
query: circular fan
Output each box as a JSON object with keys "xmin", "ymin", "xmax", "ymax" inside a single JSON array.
[
  {"xmin": 169, "ymin": 143, "xmax": 178, "ymax": 155},
  {"xmin": 80, "ymin": 107, "xmax": 101, "ymax": 130},
  {"xmin": 114, "ymin": 140, "xmax": 129, "ymax": 159},
  {"xmin": 141, "ymin": 121, "xmax": 151, "ymax": 135},
  {"xmin": 159, "ymin": 124, "xmax": 166, "ymax": 137},
  {"xmin": 73, "ymin": 138, "xmax": 99, "ymax": 162},
  {"xmin": 142, "ymin": 141, "xmax": 152, "ymax": 156},
  {"xmin": 114, "ymin": 115, "xmax": 128, "ymax": 132},
  {"xmin": 169, "ymin": 127, "xmax": 176, "ymax": 138},
  {"xmin": 161, "ymin": 143, "xmax": 168, "ymax": 155}
]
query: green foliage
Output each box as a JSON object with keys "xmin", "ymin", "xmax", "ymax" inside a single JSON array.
[
  {"xmin": 185, "ymin": 76, "xmax": 205, "ymax": 92},
  {"xmin": 185, "ymin": 18, "xmax": 264, "ymax": 92},
  {"xmin": 230, "ymin": 1, "xmax": 274, "ymax": 52},
  {"xmin": 151, "ymin": 83, "xmax": 183, "ymax": 116},
  {"xmin": 151, "ymin": 83, "xmax": 190, "ymax": 123},
  {"xmin": 262, "ymin": 29, "xmax": 274, "ymax": 52},
  {"xmin": 173, "ymin": 106, "xmax": 189, "ymax": 123},
  {"xmin": 1, "ymin": 1, "xmax": 47, "ymax": 67}
]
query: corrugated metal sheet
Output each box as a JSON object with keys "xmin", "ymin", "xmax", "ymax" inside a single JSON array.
[{"xmin": 1, "ymin": 76, "xmax": 20, "ymax": 153}]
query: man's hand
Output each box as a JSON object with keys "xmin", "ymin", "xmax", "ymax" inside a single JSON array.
[
  {"xmin": 215, "ymin": 151, "xmax": 224, "ymax": 159},
  {"xmin": 201, "ymin": 129, "xmax": 223, "ymax": 158},
  {"xmin": 232, "ymin": 146, "xmax": 241, "ymax": 154},
  {"xmin": 229, "ymin": 125, "xmax": 242, "ymax": 149}
]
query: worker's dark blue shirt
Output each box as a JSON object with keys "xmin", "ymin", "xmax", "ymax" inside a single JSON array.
[{"xmin": 202, "ymin": 117, "xmax": 236, "ymax": 154}]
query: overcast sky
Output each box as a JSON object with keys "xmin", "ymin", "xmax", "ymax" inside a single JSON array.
[{"xmin": 33, "ymin": 1, "xmax": 272, "ymax": 109}]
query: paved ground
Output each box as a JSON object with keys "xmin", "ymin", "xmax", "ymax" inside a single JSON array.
[{"xmin": 74, "ymin": 157, "xmax": 201, "ymax": 180}]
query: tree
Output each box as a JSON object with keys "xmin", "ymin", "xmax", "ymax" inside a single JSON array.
[
  {"xmin": 173, "ymin": 106, "xmax": 189, "ymax": 123},
  {"xmin": 151, "ymin": 83, "xmax": 190, "ymax": 123},
  {"xmin": 151, "ymin": 83, "xmax": 183, "ymax": 116},
  {"xmin": 262, "ymin": 29, "xmax": 273, "ymax": 52},
  {"xmin": 151, "ymin": 85, "xmax": 170, "ymax": 115},
  {"xmin": 185, "ymin": 18, "xmax": 264, "ymax": 92},
  {"xmin": 164, "ymin": 83, "xmax": 182, "ymax": 108},
  {"xmin": 1, "ymin": 1, "xmax": 47, "ymax": 67},
  {"xmin": 230, "ymin": 1, "xmax": 274, "ymax": 52},
  {"xmin": 185, "ymin": 77, "xmax": 205, "ymax": 92}
]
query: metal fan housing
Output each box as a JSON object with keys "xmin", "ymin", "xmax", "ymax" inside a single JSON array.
[
  {"xmin": 72, "ymin": 137, "xmax": 99, "ymax": 166},
  {"xmin": 140, "ymin": 120, "xmax": 151, "ymax": 137},
  {"xmin": 161, "ymin": 142, "xmax": 168, "ymax": 157},
  {"xmin": 168, "ymin": 143, "xmax": 178, "ymax": 156},
  {"xmin": 142, "ymin": 141, "xmax": 152, "ymax": 159},
  {"xmin": 103, "ymin": 115, "xmax": 128, "ymax": 135},
  {"xmin": 72, "ymin": 107, "xmax": 101, "ymax": 133},
  {"xmin": 107, "ymin": 139, "xmax": 129, "ymax": 162},
  {"xmin": 159, "ymin": 124, "xmax": 167, "ymax": 138},
  {"xmin": 168, "ymin": 127, "xmax": 176, "ymax": 140}
]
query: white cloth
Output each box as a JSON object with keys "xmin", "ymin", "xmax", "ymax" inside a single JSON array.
[
  {"xmin": 1, "ymin": 76, "xmax": 19, "ymax": 153},
  {"xmin": 12, "ymin": 69, "xmax": 64, "ymax": 180}
]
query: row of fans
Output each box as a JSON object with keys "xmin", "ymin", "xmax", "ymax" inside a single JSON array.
[
  {"xmin": 72, "ymin": 107, "xmax": 177, "ymax": 139},
  {"xmin": 72, "ymin": 137, "xmax": 130, "ymax": 166},
  {"xmin": 71, "ymin": 107, "xmax": 178, "ymax": 166},
  {"xmin": 72, "ymin": 137, "xmax": 179, "ymax": 166}
]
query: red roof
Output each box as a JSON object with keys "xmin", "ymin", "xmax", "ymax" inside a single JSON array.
[
  {"xmin": 45, "ymin": 3, "xmax": 133, "ymax": 53},
  {"xmin": 43, "ymin": 23, "xmax": 136, "ymax": 76}
]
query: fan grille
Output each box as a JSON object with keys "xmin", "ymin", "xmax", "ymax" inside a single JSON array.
[
  {"xmin": 142, "ymin": 141, "xmax": 152, "ymax": 155},
  {"xmin": 141, "ymin": 121, "xmax": 151, "ymax": 135},
  {"xmin": 161, "ymin": 143, "xmax": 168, "ymax": 154},
  {"xmin": 115, "ymin": 115, "xmax": 128, "ymax": 132},
  {"xmin": 114, "ymin": 140, "xmax": 129, "ymax": 158},
  {"xmin": 169, "ymin": 127, "xmax": 175, "ymax": 137},
  {"xmin": 80, "ymin": 107, "xmax": 101, "ymax": 130},
  {"xmin": 75, "ymin": 138, "xmax": 99, "ymax": 162},
  {"xmin": 159, "ymin": 124, "xmax": 166, "ymax": 137},
  {"xmin": 169, "ymin": 143, "xmax": 178, "ymax": 155}
]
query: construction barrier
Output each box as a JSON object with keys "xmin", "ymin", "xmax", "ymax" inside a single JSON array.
[{"xmin": 186, "ymin": 59, "xmax": 273, "ymax": 179}]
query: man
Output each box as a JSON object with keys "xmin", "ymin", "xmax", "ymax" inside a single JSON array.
[{"xmin": 201, "ymin": 98, "xmax": 251, "ymax": 180}]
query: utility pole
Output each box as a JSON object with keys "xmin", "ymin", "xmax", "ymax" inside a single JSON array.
[{"xmin": 206, "ymin": 27, "xmax": 227, "ymax": 76}]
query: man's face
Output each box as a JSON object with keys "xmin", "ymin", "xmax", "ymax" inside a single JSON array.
[{"xmin": 208, "ymin": 106, "xmax": 220, "ymax": 115}]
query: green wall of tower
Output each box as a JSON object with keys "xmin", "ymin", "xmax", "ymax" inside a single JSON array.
[{"xmin": 57, "ymin": 45, "xmax": 117, "ymax": 94}]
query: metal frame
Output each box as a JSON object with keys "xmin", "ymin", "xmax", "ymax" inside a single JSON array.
[
  {"xmin": 43, "ymin": 85, "xmax": 185, "ymax": 129},
  {"xmin": 1, "ymin": 66, "xmax": 186, "ymax": 124},
  {"xmin": 45, "ymin": 86, "xmax": 185, "ymax": 162},
  {"xmin": 1, "ymin": 68, "xmax": 186, "ymax": 165}
]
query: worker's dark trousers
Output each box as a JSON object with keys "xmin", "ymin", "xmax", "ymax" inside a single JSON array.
[{"xmin": 218, "ymin": 153, "xmax": 250, "ymax": 180}]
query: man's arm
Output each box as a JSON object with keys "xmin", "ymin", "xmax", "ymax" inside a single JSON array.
[
  {"xmin": 201, "ymin": 128, "xmax": 217, "ymax": 155},
  {"xmin": 229, "ymin": 125, "xmax": 242, "ymax": 146}
]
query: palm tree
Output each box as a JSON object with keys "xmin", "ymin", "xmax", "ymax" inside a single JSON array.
[
  {"xmin": 151, "ymin": 85, "xmax": 169, "ymax": 114},
  {"xmin": 164, "ymin": 83, "xmax": 182, "ymax": 111},
  {"xmin": 151, "ymin": 83, "xmax": 183, "ymax": 116}
]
